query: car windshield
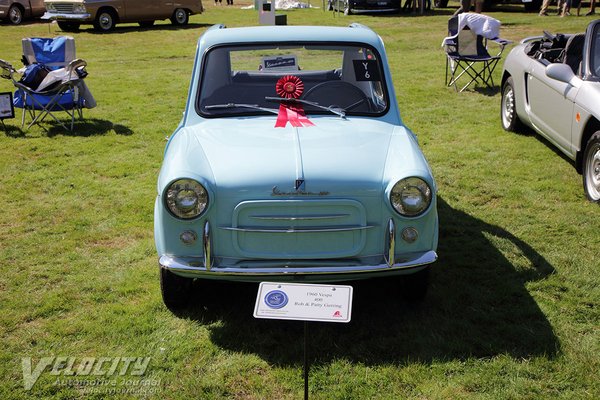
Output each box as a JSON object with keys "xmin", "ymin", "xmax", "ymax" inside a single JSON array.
[
  {"xmin": 197, "ymin": 43, "xmax": 389, "ymax": 117},
  {"xmin": 592, "ymin": 24, "xmax": 600, "ymax": 78}
]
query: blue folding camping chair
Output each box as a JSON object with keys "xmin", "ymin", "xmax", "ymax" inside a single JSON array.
[{"xmin": 1, "ymin": 36, "xmax": 95, "ymax": 132}]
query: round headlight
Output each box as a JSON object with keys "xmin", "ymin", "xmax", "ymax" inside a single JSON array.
[
  {"xmin": 165, "ymin": 179, "xmax": 208, "ymax": 219},
  {"xmin": 390, "ymin": 177, "xmax": 432, "ymax": 217}
]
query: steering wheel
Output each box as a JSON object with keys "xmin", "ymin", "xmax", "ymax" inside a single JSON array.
[{"xmin": 302, "ymin": 81, "xmax": 372, "ymax": 112}]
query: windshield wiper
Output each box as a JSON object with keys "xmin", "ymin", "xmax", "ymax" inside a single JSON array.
[
  {"xmin": 204, "ymin": 103, "xmax": 279, "ymax": 115},
  {"xmin": 265, "ymin": 97, "xmax": 346, "ymax": 118}
]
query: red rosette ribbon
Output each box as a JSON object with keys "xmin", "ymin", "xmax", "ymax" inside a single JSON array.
[{"xmin": 274, "ymin": 75, "xmax": 314, "ymax": 128}]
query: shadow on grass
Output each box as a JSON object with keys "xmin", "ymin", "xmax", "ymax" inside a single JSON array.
[
  {"xmin": 2, "ymin": 118, "xmax": 133, "ymax": 138},
  {"xmin": 85, "ymin": 23, "xmax": 214, "ymax": 35},
  {"xmin": 176, "ymin": 197, "xmax": 558, "ymax": 365}
]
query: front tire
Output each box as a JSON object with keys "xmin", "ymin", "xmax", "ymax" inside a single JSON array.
[
  {"xmin": 58, "ymin": 21, "xmax": 81, "ymax": 32},
  {"xmin": 160, "ymin": 268, "xmax": 193, "ymax": 311},
  {"xmin": 93, "ymin": 9, "xmax": 117, "ymax": 32},
  {"xmin": 171, "ymin": 8, "xmax": 189, "ymax": 26},
  {"xmin": 501, "ymin": 77, "xmax": 524, "ymax": 132},
  {"xmin": 583, "ymin": 132, "xmax": 600, "ymax": 203},
  {"xmin": 8, "ymin": 4, "xmax": 24, "ymax": 25}
]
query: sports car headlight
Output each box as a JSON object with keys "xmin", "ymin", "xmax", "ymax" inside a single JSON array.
[
  {"xmin": 165, "ymin": 179, "xmax": 208, "ymax": 219},
  {"xmin": 390, "ymin": 177, "xmax": 432, "ymax": 217}
]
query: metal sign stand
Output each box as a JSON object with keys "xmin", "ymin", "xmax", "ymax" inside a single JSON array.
[{"xmin": 254, "ymin": 282, "xmax": 354, "ymax": 400}]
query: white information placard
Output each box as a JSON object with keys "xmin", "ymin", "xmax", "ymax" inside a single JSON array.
[{"xmin": 254, "ymin": 282, "xmax": 353, "ymax": 323}]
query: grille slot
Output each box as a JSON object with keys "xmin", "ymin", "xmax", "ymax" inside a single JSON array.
[{"xmin": 53, "ymin": 4, "xmax": 75, "ymax": 13}]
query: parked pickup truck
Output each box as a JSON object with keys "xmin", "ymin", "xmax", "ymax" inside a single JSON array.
[{"xmin": 42, "ymin": 0, "xmax": 204, "ymax": 32}]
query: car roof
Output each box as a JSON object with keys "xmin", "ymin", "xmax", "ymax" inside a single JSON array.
[{"xmin": 198, "ymin": 24, "xmax": 384, "ymax": 49}]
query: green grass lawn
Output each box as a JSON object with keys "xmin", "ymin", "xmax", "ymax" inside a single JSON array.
[{"xmin": 0, "ymin": 2, "xmax": 598, "ymax": 399}]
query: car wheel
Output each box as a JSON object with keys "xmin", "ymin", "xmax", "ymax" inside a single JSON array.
[
  {"xmin": 171, "ymin": 8, "xmax": 189, "ymax": 26},
  {"xmin": 93, "ymin": 9, "xmax": 117, "ymax": 32},
  {"xmin": 57, "ymin": 21, "xmax": 81, "ymax": 32},
  {"xmin": 160, "ymin": 268, "xmax": 193, "ymax": 311},
  {"xmin": 401, "ymin": 267, "xmax": 430, "ymax": 302},
  {"xmin": 139, "ymin": 21, "xmax": 155, "ymax": 28},
  {"xmin": 501, "ymin": 77, "xmax": 524, "ymax": 132},
  {"xmin": 8, "ymin": 4, "xmax": 24, "ymax": 25},
  {"xmin": 583, "ymin": 131, "xmax": 600, "ymax": 203}
]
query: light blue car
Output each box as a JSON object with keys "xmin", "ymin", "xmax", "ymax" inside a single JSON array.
[{"xmin": 154, "ymin": 24, "xmax": 438, "ymax": 310}]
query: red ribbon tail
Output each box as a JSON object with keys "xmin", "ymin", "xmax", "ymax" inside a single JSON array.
[
  {"xmin": 275, "ymin": 105, "xmax": 288, "ymax": 128},
  {"xmin": 275, "ymin": 103, "xmax": 314, "ymax": 128}
]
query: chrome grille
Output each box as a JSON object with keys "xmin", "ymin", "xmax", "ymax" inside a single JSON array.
[
  {"xmin": 222, "ymin": 199, "xmax": 371, "ymax": 259},
  {"xmin": 53, "ymin": 4, "xmax": 75, "ymax": 13}
]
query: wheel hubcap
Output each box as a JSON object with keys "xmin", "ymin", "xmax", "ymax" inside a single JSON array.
[
  {"xmin": 502, "ymin": 87, "xmax": 515, "ymax": 127},
  {"xmin": 9, "ymin": 8, "xmax": 22, "ymax": 23},
  {"xmin": 100, "ymin": 14, "xmax": 112, "ymax": 29},
  {"xmin": 586, "ymin": 145, "xmax": 600, "ymax": 200},
  {"xmin": 176, "ymin": 10, "xmax": 185, "ymax": 23}
]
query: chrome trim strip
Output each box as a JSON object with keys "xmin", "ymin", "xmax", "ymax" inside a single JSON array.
[
  {"xmin": 386, "ymin": 218, "xmax": 395, "ymax": 267},
  {"xmin": 158, "ymin": 250, "xmax": 437, "ymax": 276},
  {"xmin": 203, "ymin": 221, "xmax": 211, "ymax": 272},
  {"xmin": 249, "ymin": 214, "xmax": 350, "ymax": 221},
  {"xmin": 220, "ymin": 225, "xmax": 374, "ymax": 233}
]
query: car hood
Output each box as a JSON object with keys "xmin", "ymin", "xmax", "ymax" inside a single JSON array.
[{"xmin": 175, "ymin": 117, "xmax": 403, "ymax": 198}]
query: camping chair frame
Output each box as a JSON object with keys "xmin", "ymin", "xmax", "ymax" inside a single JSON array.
[
  {"xmin": 0, "ymin": 59, "xmax": 87, "ymax": 132},
  {"xmin": 444, "ymin": 17, "xmax": 510, "ymax": 92}
]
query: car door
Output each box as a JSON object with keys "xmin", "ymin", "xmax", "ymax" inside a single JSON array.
[
  {"xmin": 526, "ymin": 57, "xmax": 578, "ymax": 155},
  {"xmin": 123, "ymin": 0, "xmax": 160, "ymax": 20}
]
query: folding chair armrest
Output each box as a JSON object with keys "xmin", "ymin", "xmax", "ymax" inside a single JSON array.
[{"xmin": 0, "ymin": 59, "xmax": 16, "ymax": 80}]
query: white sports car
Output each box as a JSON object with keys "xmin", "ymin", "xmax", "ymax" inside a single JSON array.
[{"xmin": 500, "ymin": 20, "xmax": 600, "ymax": 203}]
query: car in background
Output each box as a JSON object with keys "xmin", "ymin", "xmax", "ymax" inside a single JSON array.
[
  {"xmin": 154, "ymin": 24, "xmax": 439, "ymax": 310},
  {"xmin": 0, "ymin": 0, "xmax": 45, "ymax": 24},
  {"xmin": 500, "ymin": 20, "xmax": 600, "ymax": 203},
  {"xmin": 42, "ymin": 0, "xmax": 204, "ymax": 32},
  {"xmin": 327, "ymin": 0, "xmax": 401, "ymax": 15},
  {"xmin": 434, "ymin": 0, "xmax": 542, "ymax": 12}
]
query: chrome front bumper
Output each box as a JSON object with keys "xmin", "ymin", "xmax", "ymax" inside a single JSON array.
[
  {"xmin": 41, "ymin": 12, "xmax": 91, "ymax": 20},
  {"xmin": 159, "ymin": 250, "xmax": 437, "ymax": 278}
]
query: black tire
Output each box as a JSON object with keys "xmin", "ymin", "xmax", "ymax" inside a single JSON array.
[
  {"xmin": 170, "ymin": 8, "xmax": 189, "ymax": 26},
  {"xmin": 401, "ymin": 267, "xmax": 430, "ymax": 302},
  {"xmin": 57, "ymin": 21, "xmax": 81, "ymax": 32},
  {"xmin": 501, "ymin": 77, "xmax": 524, "ymax": 133},
  {"xmin": 434, "ymin": 0, "xmax": 448, "ymax": 7},
  {"xmin": 8, "ymin": 4, "xmax": 24, "ymax": 25},
  {"xmin": 160, "ymin": 268, "xmax": 193, "ymax": 311},
  {"xmin": 93, "ymin": 9, "xmax": 117, "ymax": 32},
  {"xmin": 138, "ymin": 21, "xmax": 155, "ymax": 28},
  {"xmin": 583, "ymin": 131, "xmax": 600, "ymax": 203}
]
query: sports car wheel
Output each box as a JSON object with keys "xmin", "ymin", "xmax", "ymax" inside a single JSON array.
[
  {"xmin": 501, "ymin": 77, "xmax": 524, "ymax": 132},
  {"xmin": 401, "ymin": 267, "xmax": 430, "ymax": 302},
  {"xmin": 160, "ymin": 268, "xmax": 193, "ymax": 310},
  {"xmin": 8, "ymin": 4, "xmax": 23, "ymax": 25},
  {"xmin": 583, "ymin": 132, "xmax": 600, "ymax": 203}
]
